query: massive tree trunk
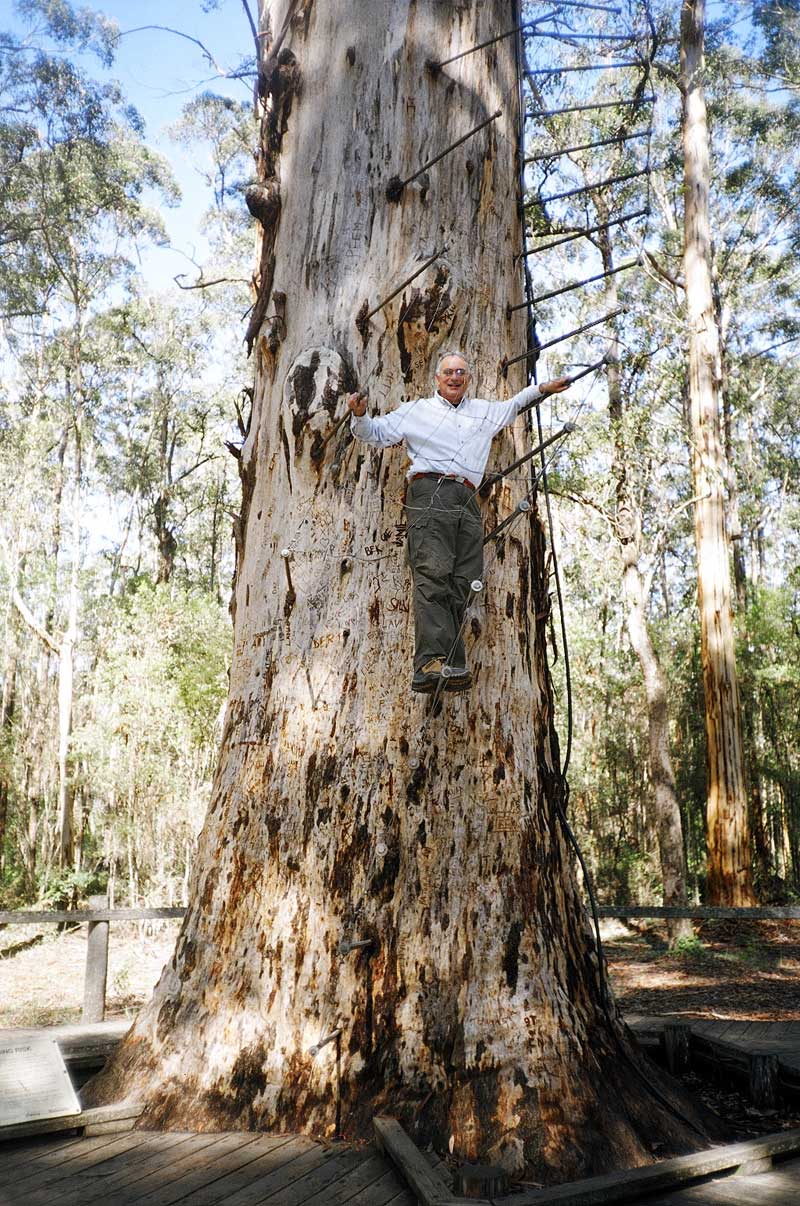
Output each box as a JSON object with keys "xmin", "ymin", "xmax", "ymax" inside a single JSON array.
[
  {"xmin": 680, "ymin": 0, "xmax": 754, "ymax": 906},
  {"xmin": 86, "ymin": 1, "xmax": 710, "ymax": 1179},
  {"xmin": 716, "ymin": 252, "xmax": 771, "ymax": 893}
]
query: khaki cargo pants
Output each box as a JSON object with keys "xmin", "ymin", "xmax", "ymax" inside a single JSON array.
[{"xmin": 404, "ymin": 476, "xmax": 483, "ymax": 673}]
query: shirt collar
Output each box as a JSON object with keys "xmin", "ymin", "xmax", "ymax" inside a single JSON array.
[{"xmin": 434, "ymin": 390, "xmax": 468, "ymax": 409}]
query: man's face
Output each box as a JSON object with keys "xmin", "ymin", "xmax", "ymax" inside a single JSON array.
[{"xmin": 435, "ymin": 356, "xmax": 470, "ymax": 406}]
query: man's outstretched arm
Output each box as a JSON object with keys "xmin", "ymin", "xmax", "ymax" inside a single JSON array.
[
  {"xmin": 347, "ymin": 392, "xmax": 409, "ymax": 448},
  {"xmin": 511, "ymin": 376, "xmax": 571, "ymax": 415},
  {"xmin": 487, "ymin": 376, "xmax": 572, "ymax": 431}
]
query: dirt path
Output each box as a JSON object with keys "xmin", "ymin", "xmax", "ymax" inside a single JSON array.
[
  {"xmin": 604, "ymin": 919, "xmax": 800, "ymax": 1022},
  {"xmin": 0, "ymin": 920, "xmax": 180, "ymax": 1028}
]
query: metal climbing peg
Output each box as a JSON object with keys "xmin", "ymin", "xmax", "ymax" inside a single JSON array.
[
  {"xmin": 308, "ymin": 1028, "xmax": 342, "ymax": 1057},
  {"xmin": 338, "ymin": 937, "xmax": 372, "ymax": 955},
  {"xmin": 470, "ymin": 579, "xmax": 484, "ymax": 592}
]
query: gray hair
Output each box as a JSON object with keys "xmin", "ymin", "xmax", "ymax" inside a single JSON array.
[{"xmin": 434, "ymin": 350, "xmax": 470, "ymax": 375}]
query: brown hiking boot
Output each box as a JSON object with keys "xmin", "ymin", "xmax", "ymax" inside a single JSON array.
[{"xmin": 411, "ymin": 657, "xmax": 445, "ymax": 694}]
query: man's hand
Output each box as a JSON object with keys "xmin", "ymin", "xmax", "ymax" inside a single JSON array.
[
  {"xmin": 347, "ymin": 391, "xmax": 368, "ymax": 417},
  {"xmin": 538, "ymin": 377, "xmax": 571, "ymax": 396}
]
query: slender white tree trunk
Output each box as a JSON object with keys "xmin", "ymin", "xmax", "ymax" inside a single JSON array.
[
  {"xmin": 87, "ymin": 1, "xmax": 708, "ymax": 1177},
  {"xmin": 56, "ymin": 469, "xmax": 79, "ymax": 866},
  {"xmin": 597, "ymin": 212, "xmax": 691, "ymax": 943},
  {"xmin": 680, "ymin": 0, "xmax": 754, "ymax": 906}
]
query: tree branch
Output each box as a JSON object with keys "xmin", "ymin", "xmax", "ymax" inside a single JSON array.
[
  {"xmin": 651, "ymin": 58, "xmax": 682, "ymax": 89},
  {"xmin": 644, "ymin": 249, "xmax": 684, "ymax": 290},
  {"xmin": 119, "ymin": 26, "xmax": 230, "ymax": 77},
  {"xmin": 240, "ymin": 0, "xmax": 260, "ymax": 62},
  {"xmin": 11, "ymin": 587, "xmax": 59, "ymax": 654},
  {"xmin": 174, "ymin": 273, "xmax": 250, "ymax": 291}
]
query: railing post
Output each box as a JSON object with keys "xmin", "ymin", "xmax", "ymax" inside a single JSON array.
[
  {"xmin": 663, "ymin": 1023, "xmax": 691, "ymax": 1075},
  {"xmin": 749, "ymin": 1053, "xmax": 779, "ymax": 1109},
  {"xmin": 82, "ymin": 894, "xmax": 110, "ymax": 1023}
]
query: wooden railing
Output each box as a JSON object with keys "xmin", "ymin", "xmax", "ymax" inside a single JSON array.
[
  {"xmin": 0, "ymin": 898, "xmax": 186, "ymax": 1024},
  {"xmin": 2, "ymin": 901, "xmax": 799, "ymax": 1024},
  {"xmin": 596, "ymin": 905, "xmax": 800, "ymax": 920}
]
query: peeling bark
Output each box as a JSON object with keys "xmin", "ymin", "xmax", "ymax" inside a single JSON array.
[{"xmin": 86, "ymin": 0, "xmax": 713, "ymax": 1180}]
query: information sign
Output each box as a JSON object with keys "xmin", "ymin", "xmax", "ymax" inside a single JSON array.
[{"xmin": 0, "ymin": 1039, "xmax": 80, "ymax": 1127}]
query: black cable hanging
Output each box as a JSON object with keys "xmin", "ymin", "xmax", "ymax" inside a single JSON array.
[{"xmin": 520, "ymin": 0, "xmax": 612, "ymax": 1006}]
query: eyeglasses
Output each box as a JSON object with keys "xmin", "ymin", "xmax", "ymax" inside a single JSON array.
[{"xmin": 440, "ymin": 368, "xmax": 467, "ymax": 378}]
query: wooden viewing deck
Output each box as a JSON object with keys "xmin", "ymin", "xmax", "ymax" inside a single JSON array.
[
  {"xmin": 3, "ymin": 1018, "xmax": 800, "ymax": 1203},
  {"xmin": 1, "ymin": 1125, "xmax": 799, "ymax": 1205},
  {"xmin": 0, "ymin": 1129, "xmax": 419, "ymax": 1206},
  {"xmin": 627, "ymin": 1017, "xmax": 800, "ymax": 1105},
  {"xmin": 5, "ymin": 1014, "xmax": 800, "ymax": 1104}
]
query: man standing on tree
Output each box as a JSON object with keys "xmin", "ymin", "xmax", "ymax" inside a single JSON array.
[{"xmin": 348, "ymin": 352, "xmax": 570, "ymax": 695}]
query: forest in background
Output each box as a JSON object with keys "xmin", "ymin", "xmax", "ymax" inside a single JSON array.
[{"xmin": 1, "ymin": 0, "xmax": 799, "ymax": 915}]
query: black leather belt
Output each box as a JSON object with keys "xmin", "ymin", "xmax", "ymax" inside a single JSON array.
[{"xmin": 409, "ymin": 471, "xmax": 478, "ymax": 492}]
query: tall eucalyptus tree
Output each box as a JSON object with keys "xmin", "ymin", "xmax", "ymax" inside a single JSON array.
[{"xmin": 87, "ymin": 1, "xmax": 706, "ymax": 1178}]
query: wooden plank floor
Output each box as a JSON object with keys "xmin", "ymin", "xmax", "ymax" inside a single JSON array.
[
  {"xmin": 627, "ymin": 1016, "xmax": 800, "ymax": 1083},
  {"xmin": 0, "ymin": 1131, "xmax": 416, "ymax": 1206},
  {"xmin": 641, "ymin": 1156, "xmax": 800, "ymax": 1205},
  {"xmin": 0, "ymin": 1019, "xmax": 130, "ymax": 1048},
  {"xmin": 2, "ymin": 1020, "xmax": 800, "ymax": 1204},
  {"xmin": 627, "ymin": 1017, "xmax": 800, "ymax": 1050},
  {"xmin": 3, "ymin": 1134, "xmax": 800, "ymax": 1206}
]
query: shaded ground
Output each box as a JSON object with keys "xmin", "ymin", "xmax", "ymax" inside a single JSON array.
[
  {"xmin": 604, "ymin": 918, "xmax": 800, "ymax": 1139},
  {"xmin": 604, "ymin": 918, "xmax": 800, "ymax": 1021}
]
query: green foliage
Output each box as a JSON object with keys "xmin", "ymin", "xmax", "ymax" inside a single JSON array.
[
  {"xmin": 753, "ymin": 0, "xmax": 800, "ymax": 82},
  {"xmin": 671, "ymin": 933, "xmax": 706, "ymax": 959},
  {"xmin": 14, "ymin": 0, "xmax": 119, "ymax": 64},
  {"xmin": 525, "ymin": 0, "xmax": 800, "ymax": 906},
  {"xmin": 0, "ymin": 6, "xmax": 246, "ymax": 904},
  {"xmin": 168, "ymin": 92, "xmax": 254, "ymax": 210},
  {"xmin": 0, "ymin": 4, "xmax": 178, "ymax": 322},
  {"xmin": 38, "ymin": 865, "xmax": 108, "ymax": 909}
]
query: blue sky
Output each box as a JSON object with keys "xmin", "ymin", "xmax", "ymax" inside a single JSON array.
[
  {"xmin": 41, "ymin": 0, "xmax": 256, "ymax": 289},
  {"xmin": 101, "ymin": 1, "xmax": 254, "ymax": 286}
]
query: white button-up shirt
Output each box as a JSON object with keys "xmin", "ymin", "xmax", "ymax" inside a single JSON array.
[{"xmin": 350, "ymin": 383, "xmax": 542, "ymax": 483}]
